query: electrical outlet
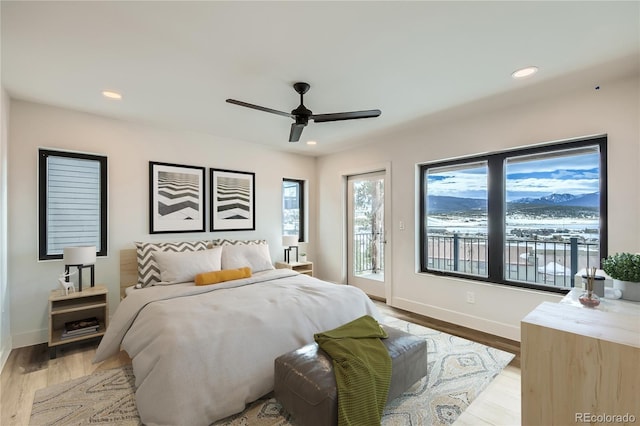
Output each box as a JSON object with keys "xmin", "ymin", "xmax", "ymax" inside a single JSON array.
[{"xmin": 466, "ymin": 291, "xmax": 475, "ymax": 304}]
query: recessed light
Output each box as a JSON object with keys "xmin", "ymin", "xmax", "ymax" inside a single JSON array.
[
  {"xmin": 102, "ymin": 90, "xmax": 122, "ymax": 100},
  {"xmin": 306, "ymin": 141, "xmax": 317, "ymax": 146},
  {"xmin": 511, "ymin": 66, "xmax": 539, "ymax": 79}
]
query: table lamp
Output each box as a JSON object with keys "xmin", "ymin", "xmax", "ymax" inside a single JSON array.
[
  {"xmin": 282, "ymin": 235, "xmax": 299, "ymax": 263},
  {"xmin": 63, "ymin": 246, "xmax": 96, "ymax": 291}
]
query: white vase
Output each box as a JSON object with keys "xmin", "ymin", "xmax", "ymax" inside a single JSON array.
[
  {"xmin": 613, "ymin": 279, "xmax": 640, "ymax": 302},
  {"xmin": 299, "ymin": 255, "xmax": 307, "ymax": 262}
]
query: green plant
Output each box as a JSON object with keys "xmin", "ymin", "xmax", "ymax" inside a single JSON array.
[{"xmin": 602, "ymin": 252, "xmax": 640, "ymax": 282}]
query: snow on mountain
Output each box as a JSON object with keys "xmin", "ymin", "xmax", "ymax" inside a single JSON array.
[
  {"xmin": 512, "ymin": 192, "xmax": 598, "ymax": 207},
  {"xmin": 427, "ymin": 192, "xmax": 599, "ymax": 213}
]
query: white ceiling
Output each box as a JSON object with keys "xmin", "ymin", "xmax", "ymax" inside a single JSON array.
[{"xmin": 2, "ymin": 1, "xmax": 639, "ymax": 156}]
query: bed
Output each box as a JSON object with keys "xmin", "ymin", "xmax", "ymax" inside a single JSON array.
[{"xmin": 94, "ymin": 242, "xmax": 381, "ymax": 426}]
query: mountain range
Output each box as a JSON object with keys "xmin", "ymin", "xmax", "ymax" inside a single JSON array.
[
  {"xmin": 427, "ymin": 192, "xmax": 599, "ymax": 213},
  {"xmin": 511, "ymin": 192, "xmax": 599, "ymax": 207}
]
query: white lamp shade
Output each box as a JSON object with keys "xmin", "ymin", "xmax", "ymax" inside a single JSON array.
[
  {"xmin": 63, "ymin": 246, "xmax": 96, "ymax": 265},
  {"xmin": 282, "ymin": 235, "xmax": 298, "ymax": 247}
]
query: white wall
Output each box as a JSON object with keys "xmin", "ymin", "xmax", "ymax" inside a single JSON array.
[
  {"xmin": 5, "ymin": 73, "xmax": 639, "ymax": 349},
  {"xmin": 1, "ymin": 87, "xmax": 11, "ymax": 369},
  {"xmin": 316, "ymin": 73, "xmax": 640, "ymax": 341},
  {"xmin": 7, "ymin": 100, "xmax": 317, "ymax": 347}
]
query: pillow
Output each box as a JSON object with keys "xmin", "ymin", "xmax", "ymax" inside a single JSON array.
[
  {"xmin": 135, "ymin": 240, "xmax": 210, "ymax": 287},
  {"xmin": 195, "ymin": 267, "xmax": 252, "ymax": 286},
  {"xmin": 212, "ymin": 239, "xmax": 267, "ymax": 246},
  {"xmin": 221, "ymin": 244, "xmax": 275, "ymax": 272},
  {"xmin": 154, "ymin": 247, "xmax": 223, "ymax": 284}
]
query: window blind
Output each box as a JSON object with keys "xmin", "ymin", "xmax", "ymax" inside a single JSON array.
[{"xmin": 45, "ymin": 155, "xmax": 102, "ymax": 255}]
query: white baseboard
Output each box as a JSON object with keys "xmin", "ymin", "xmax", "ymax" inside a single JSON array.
[
  {"xmin": 11, "ymin": 328, "xmax": 47, "ymax": 349},
  {"xmin": 0, "ymin": 339, "xmax": 11, "ymax": 373},
  {"xmin": 391, "ymin": 296, "xmax": 521, "ymax": 341}
]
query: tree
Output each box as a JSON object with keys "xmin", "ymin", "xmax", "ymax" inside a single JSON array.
[{"xmin": 354, "ymin": 179, "xmax": 384, "ymax": 273}]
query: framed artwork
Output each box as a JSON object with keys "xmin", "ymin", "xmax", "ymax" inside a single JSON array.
[
  {"xmin": 210, "ymin": 168, "xmax": 255, "ymax": 231},
  {"xmin": 149, "ymin": 162, "xmax": 206, "ymax": 234}
]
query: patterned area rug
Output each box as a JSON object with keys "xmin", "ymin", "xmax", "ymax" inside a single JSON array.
[
  {"xmin": 30, "ymin": 365, "xmax": 139, "ymax": 425},
  {"xmin": 30, "ymin": 318, "xmax": 514, "ymax": 426}
]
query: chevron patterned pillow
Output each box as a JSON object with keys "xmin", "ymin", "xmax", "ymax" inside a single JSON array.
[
  {"xmin": 211, "ymin": 239, "xmax": 267, "ymax": 246},
  {"xmin": 135, "ymin": 240, "xmax": 210, "ymax": 287}
]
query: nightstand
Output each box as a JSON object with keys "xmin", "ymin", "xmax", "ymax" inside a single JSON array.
[
  {"xmin": 275, "ymin": 261, "xmax": 313, "ymax": 277},
  {"xmin": 48, "ymin": 285, "xmax": 108, "ymax": 359}
]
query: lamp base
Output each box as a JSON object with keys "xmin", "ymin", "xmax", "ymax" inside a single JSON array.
[
  {"xmin": 65, "ymin": 264, "xmax": 95, "ymax": 291},
  {"xmin": 284, "ymin": 247, "xmax": 299, "ymax": 264}
]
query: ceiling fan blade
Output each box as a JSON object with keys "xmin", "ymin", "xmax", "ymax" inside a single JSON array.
[
  {"xmin": 289, "ymin": 123, "xmax": 305, "ymax": 142},
  {"xmin": 226, "ymin": 99, "xmax": 292, "ymax": 118},
  {"xmin": 311, "ymin": 109, "xmax": 381, "ymax": 123}
]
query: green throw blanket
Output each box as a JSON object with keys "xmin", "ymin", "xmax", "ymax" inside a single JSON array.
[{"xmin": 314, "ymin": 315, "xmax": 391, "ymax": 426}]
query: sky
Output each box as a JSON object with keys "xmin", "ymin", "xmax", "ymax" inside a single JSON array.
[{"xmin": 427, "ymin": 151, "xmax": 600, "ymax": 201}]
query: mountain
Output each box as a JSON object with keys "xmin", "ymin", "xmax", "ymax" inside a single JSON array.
[
  {"xmin": 513, "ymin": 193, "xmax": 575, "ymax": 204},
  {"xmin": 557, "ymin": 192, "xmax": 599, "ymax": 207},
  {"xmin": 427, "ymin": 192, "xmax": 599, "ymax": 214},
  {"xmin": 511, "ymin": 192, "xmax": 599, "ymax": 208},
  {"xmin": 427, "ymin": 195, "xmax": 486, "ymax": 213}
]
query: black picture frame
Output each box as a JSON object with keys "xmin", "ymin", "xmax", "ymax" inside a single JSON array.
[
  {"xmin": 149, "ymin": 161, "xmax": 206, "ymax": 234},
  {"xmin": 210, "ymin": 168, "xmax": 255, "ymax": 231}
]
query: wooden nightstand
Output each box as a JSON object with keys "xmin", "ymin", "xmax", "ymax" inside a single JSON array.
[
  {"xmin": 48, "ymin": 285, "xmax": 108, "ymax": 359},
  {"xmin": 275, "ymin": 261, "xmax": 313, "ymax": 277}
]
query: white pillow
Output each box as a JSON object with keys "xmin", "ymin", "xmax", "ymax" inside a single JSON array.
[
  {"xmin": 135, "ymin": 240, "xmax": 210, "ymax": 287},
  {"xmin": 153, "ymin": 247, "xmax": 223, "ymax": 284},
  {"xmin": 221, "ymin": 244, "xmax": 275, "ymax": 272}
]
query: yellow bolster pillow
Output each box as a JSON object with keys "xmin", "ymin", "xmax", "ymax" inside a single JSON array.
[{"xmin": 195, "ymin": 267, "xmax": 252, "ymax": 286}]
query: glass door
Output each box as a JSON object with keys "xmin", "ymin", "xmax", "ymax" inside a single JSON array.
[{"xmin": 347, "ymin": 171, "xmax": 387, "ymax": 299}]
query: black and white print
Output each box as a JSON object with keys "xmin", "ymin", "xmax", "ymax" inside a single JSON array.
[
  {"xmin": 149, "ymin": 162, "xmax": 206, "ymax": 233},
  {"xmin": 210, "ymin": 169, "xmax": 255, "ymax": 231}
]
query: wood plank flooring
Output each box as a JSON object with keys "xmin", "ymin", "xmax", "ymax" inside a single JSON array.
[{"xmin": 1, "ymin": 302, "xmax": 521, "ymax": 426}]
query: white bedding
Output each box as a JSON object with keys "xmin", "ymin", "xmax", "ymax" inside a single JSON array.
[{"xmin": 95, "ymin": 269, "xmax": 381, "ymax": 426}]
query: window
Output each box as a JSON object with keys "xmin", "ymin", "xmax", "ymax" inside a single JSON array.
[
  {"xmin": 282, "ymin": 179, "xmax": 305, "ymax": 242},
  {"xmin": 38, "ymin": 149, "xmax": 108, "ymax": 260},
  {"xmin": 424, "ymin": 161, "xmax": 488, "ymax": 277},
  {"xmin": 420, "ymin": 136, "xmax": 607, "ymax": 292}
]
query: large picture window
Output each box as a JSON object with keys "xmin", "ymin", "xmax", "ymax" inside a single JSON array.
[
  {"xmin": 420, "ymin": 136, "xmax": 607, "ymax": 292},
  {"xmin": 38, "ymin": 149, "xmax": 108, "ymax": 260},
  {"xmin": 282, "ymin": 178, "xmax": 305, "ymax": 242}
]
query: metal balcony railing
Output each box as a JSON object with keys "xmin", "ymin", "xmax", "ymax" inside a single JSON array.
[
  {"xmin": 426, "ymin": 234, "xmax": 600, "ymax": 288},
  {"xmin": 353, "ymin": 232, "xmax": 385, "ymax": 274}
]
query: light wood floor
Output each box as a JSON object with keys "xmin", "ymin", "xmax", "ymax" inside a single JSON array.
[{"xmin": 1, "ymin": 302, "xmax": 521, "ymax": 426}]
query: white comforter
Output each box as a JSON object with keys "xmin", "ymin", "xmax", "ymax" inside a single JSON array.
[{"xmin": 95, "ymin": 269, "xmax": 381, "ymax": 426}]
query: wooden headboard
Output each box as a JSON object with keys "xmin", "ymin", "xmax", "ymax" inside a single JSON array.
[{"xmin": 120, "ymin": 249, "xmax": 138, "ymax": 299}]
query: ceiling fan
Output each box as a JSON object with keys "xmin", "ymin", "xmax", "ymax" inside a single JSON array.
[{"xmin": 226, "ymin": 82, "xmax": 381, "ymax": 142}]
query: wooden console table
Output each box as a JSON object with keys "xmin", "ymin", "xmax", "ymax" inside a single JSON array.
[{"xmin": 521, "ymin": 289, "xmax": 639, "ymax": 425}]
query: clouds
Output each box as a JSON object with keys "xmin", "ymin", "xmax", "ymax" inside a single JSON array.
[
  {"xmin": 427, "ymin": 152, "xmax": 600, "ymax": 200},
  {"xmin": 427, "ymin": 164, "xmax": 487, "ymax": 199},
  {"xmin": 506, "ymin": 151, "xmax": 599, "ymax": 199}
]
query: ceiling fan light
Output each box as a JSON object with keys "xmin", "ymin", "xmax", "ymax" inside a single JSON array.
[
  {"xmin": 102, "ymin": 90, "xmax": 122, "ymax": 100},
  {"xmin": 511, "ymin": 66, "xmax": 539, "ymax": 79}
]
